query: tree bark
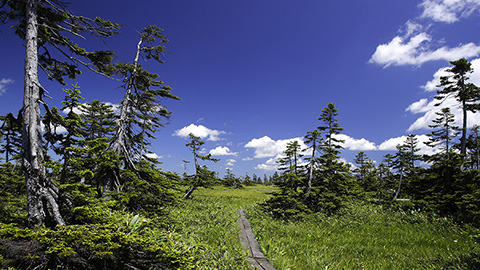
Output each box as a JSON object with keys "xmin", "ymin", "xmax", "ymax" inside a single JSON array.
[
  {"xmin": 23, "ymin": 0, "xmax": 65, "ymax": 227},
  {"xmin": 110, "ymin": 38, "xmax": 142, "ymax": 160},
  {"xmin": 182, "ymin": 186, "xmax": 196, "ymax": 200}
]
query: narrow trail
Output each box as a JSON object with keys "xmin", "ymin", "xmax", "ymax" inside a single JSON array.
[{"xmin": 236, "ymin": 209, "xmax": 276, "ymax": 270}]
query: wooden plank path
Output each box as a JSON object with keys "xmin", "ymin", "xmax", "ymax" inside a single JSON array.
[{"xmin": 236, "ymin": 209, "xmax": 276, "ymax": 270}]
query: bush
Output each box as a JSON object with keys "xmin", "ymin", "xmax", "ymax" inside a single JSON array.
[{"xmin": 0, "ymin": 220, "xmax": 199, "ymax": 269}]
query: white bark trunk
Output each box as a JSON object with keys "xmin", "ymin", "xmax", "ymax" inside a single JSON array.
[{"xmin": 23, "ymin": 0, "xmax": 65, "ymax": 227}]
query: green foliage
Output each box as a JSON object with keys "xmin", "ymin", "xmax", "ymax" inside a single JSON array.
[
  {"xmin": 0, "ymin": 221, "xmax": 198, "ymax": 270},
  {"xmin": 247, "ymin": 202, "xmax": 480, "ymax": 269},
  {"xmin": 0, "ymin": 163, "xmax": 26, "ymax": 225},
  {"xmin": 0, "ymin": 112, "xmax": 22, "ymax": 163},
  {"xmin": 113, "ymin": 161, "xmax": 179, "ymax": 216},
  {"xmin": 169, "ymin": 185, "xmax": 275, "ymax": 269}
]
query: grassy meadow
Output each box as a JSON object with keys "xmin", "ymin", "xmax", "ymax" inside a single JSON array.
[
  {"xmin": 168, "ymin": 185, "xmax": 276, "ymax": 269},
  {"xmin": 169, "ymin": 184, "xmax": 479, "ymax": 269}
]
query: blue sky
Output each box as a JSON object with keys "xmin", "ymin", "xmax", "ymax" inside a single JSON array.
[{"xmin": 2, "ymin": 0, "xmax": 480, "ymax": 177}]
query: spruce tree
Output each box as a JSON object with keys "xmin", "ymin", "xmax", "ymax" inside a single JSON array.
[
  {"xmin": 183, "ymin": 133, "xmax": 219, "ymax": 199},
  {"xmin": 0, "ymin": 112, "xmax": 22, "ymax": 163},
  {"xmin": 303, "ymin": 129, "xmax": 322, "ymax": 199},
  {"xmin": 424, "ymin": 107, "xmax": 458, "ymax": 161},
  {"xmin": 311, "ymin": 103, "xmax": 359, "ymax": 213},
  {"xmin": 435, "ymin": 58, "xmax": 480, "ymax": 157},
  {"xmin": 1, "ymin": 0, "xmax": 119, "ymax": 227},
  {"xmin": 111, "ymin": 25, "xmax": 180, "ymax": 171}
]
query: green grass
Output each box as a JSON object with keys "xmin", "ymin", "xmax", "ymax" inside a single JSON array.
[
  {"xmin": 246, "ymin": 203, "xmax": 480, "ymax": 269},
  {"xmin": 168, "ymin": 185, "xmax": 480, "ymax": 269},
  {"xmin": 168, "ymin": 184, "xmax": 276, "ymax": 269}
]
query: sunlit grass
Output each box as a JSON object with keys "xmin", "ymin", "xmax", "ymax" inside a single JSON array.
[
  {"xmin": 246, "ymin": 203, "xmax": 480, "ymax": 269},
  {"xmin": 168, "ymin": 185, "xmax": 276, "ymax": 269}
]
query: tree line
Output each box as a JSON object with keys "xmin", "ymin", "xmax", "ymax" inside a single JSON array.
[{"xmin": 262, "ymin": 58, "xmax": 480, "ymax": 226}]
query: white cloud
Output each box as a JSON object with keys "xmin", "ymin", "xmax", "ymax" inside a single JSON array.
[
  {"xmin": 336, "ymin": 134, "xmax": 378, "ymax": 151},
  {"xmin": 378, "ymin": 136, "xmax": 409, "ymax": 150},
  {"xmin": 226, "ymin": 159, "xmax": 236, "ymax": 166},
  {"xmin": 253, "ymin": 155, "xmax": 283, "ymax": 171},
  {"xmin": 173, "ymin": 124, "xmax": 226, "ymax": 141},
  {"xmin": 209, "ymin": 146, "xmax": 237, "ymax": 156},
  {"xmin": 423, "ymin": 58, "xmax": 480, "ymax": 91},
  {"xmin": 244, "ymin": 136, "xmax": 306, "ymax": 158},
  {"xmin": 378, "ymin": 134, "xmax": 438, "ymax": 156},
  {"xmin": 406, "ymin": 95, "xmax": 480, "ymax": 132},
  {"xmin": 242, "ymin": 157, "xmax": 253, "ymax": 161},
  {"xmin": 145, "ymin": 153, "xmax": 163, "ymax": 159},
  {"xmin": 369, "ymin": 33, "xmax": 480, "ymax": 67},
  {"xmin": 370, "ymin": 0, "xmax": 480, "ymax": 67},
  {"xmin": 0, "ymin": 78, "xmax": 14, "ymax": 96},
  {"xmin": 420, "ymin": 0, "xmax": 480, "ymax": 23}
]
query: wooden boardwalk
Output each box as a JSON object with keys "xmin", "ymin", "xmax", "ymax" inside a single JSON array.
[{"xmin": 236, "ymin": 209, "xmax": 276, "ymax": 270}]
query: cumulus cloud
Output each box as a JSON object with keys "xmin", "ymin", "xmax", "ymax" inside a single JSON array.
[
  {"xmin": 336, "ymin": 134, "xmax": 378, "ymax": 151},
  {"xmin": 0, "ymin": 78, "xmax": 14, "ymax": 95},
  {"xmin": 173, "ymin": 124, "xmax": 226, "ymax": 141},
  {"xmin": 253, "ymin": 155, "xmax": 283, "ymax": 171},
  {"xmin": 378, "ymin": 134, "xmax": 437, "ymax": 156},
  {"xmin": 145, "ymin": 153, "xmax": 163, "ymax": 159},
  {"xmin": 244, "ymin": 136, "xmax": 306, "ymax": 158},
  {"xmin": 209, "ymin": 146, "xmax": 237, "ymax": 156},
  {"xmin": 420, "ymin": 0, "xmax": 480, "ymax": 23},
  {"xmin": 369, "ymin": 33, "xmax": 480, "ymax": 67},
  {"xmin": 226, "ymin": 159, "xmax": 236, "ymax": 166},
  {"xmin": 406, "ymin": 95, "xmax": 480, "ymax": 132},
  {"xmin": 370, "ymin": 1, "xmax": 480, "ymax": 67},
  {"xmin": 422, "ymin": 58, "xmax": 480, "ymax": 91}
]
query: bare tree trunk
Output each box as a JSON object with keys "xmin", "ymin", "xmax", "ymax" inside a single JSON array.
[
  {"xmin": 182, "ymin": 186, "xmax": 196, "ymax": 200},
  {"xmin": 23, "ymin": 0, "xmax": 65, "ymax": 227},
  {"xmin": 461, "ymin": 100, "xmax": 468, "ymax": 157},
  {"xmin": 393, "ymin": 171, "xmax": 402, "ymax": 201},
  {"xmin": 110, "ymin": 38, "xmax": 142, "ymax": 162}
]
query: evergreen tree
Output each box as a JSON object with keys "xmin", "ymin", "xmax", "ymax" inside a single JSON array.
[
  {"xmin": 1, "ymin": 0, "xmax": 120, "ymax": 227},
  {"xmin": 303, "ymin": 129, "xmax": 322, "ymax": 200},
  {"xmin": 435, "ymin": 58, "xmax": 480, "ymax": 156},
  {"xmin": 79, "ymin": 100, "xmax": 117, "ymax": 142},
  {"xmin": 310, "ymin": 103, "xmax": 359, "ymax": 213},
  {"xmin": 75, "ymin": 99, "xmax": 118, "ymax": 196},
  {"xmin": 262, "ymin": 140, "xmax": 307, "ymax": 219},
  {"xmin": 353, "ymin": 152, "xmax": 378, "ymax": 195},
  {"xmin": 424, "ymin": 107, "xmax": 458, "ymax": 161},
  {"xmin": 111, "ymin": 25, "xmax": 180, "ymax": 171},
  {"xmin": 223, "ymin": 168, "xmax": 241, "ymax": 188},
  {"xmin": 466, "ymin": 125, "xmax": 480, "ymax": 169},
  {"xmin": 0, "ymin": 112, "xmax": 22, "ymax": 163},
  {"xmin": 394, "ymin": 134, "xmax": 421, "ymax": 200},
  {"xmin": 183, "ymin": 133, "xmax": 219, "ymax": 199}
]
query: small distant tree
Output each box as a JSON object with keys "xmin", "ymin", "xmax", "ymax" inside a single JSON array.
[
  {"xmin": 0, "ymin": 112, "xmax": 22, "ymax": 163},
  {"xmin": 262, "ymin": 140, "xmax": 307, "ymax": 219},
  {"xmin": 183, "ymin": 133, "xmax": 219, "ymax": 199},
  {"xmin": 223, "ymin": 168, "xmax": 242, "ymax": 188},
  {"xmin": 466, "ymin": 125, "xmax": 480, "ymax": 169},
  {"xmin": 424, "ymin": 107, "xmax": 458, "ymax": 161},
  {"xmin": 353, "ymin": 152, "xmax": 378, "ymax": 195},
  {"xmin": 394, "ymin": 134, "xmax": 421, "ymax": 200}
]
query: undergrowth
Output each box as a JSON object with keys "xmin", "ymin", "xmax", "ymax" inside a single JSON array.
[{"xmin": 246, "ymin": 202, "xmax": 480, "ymax": 269}]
